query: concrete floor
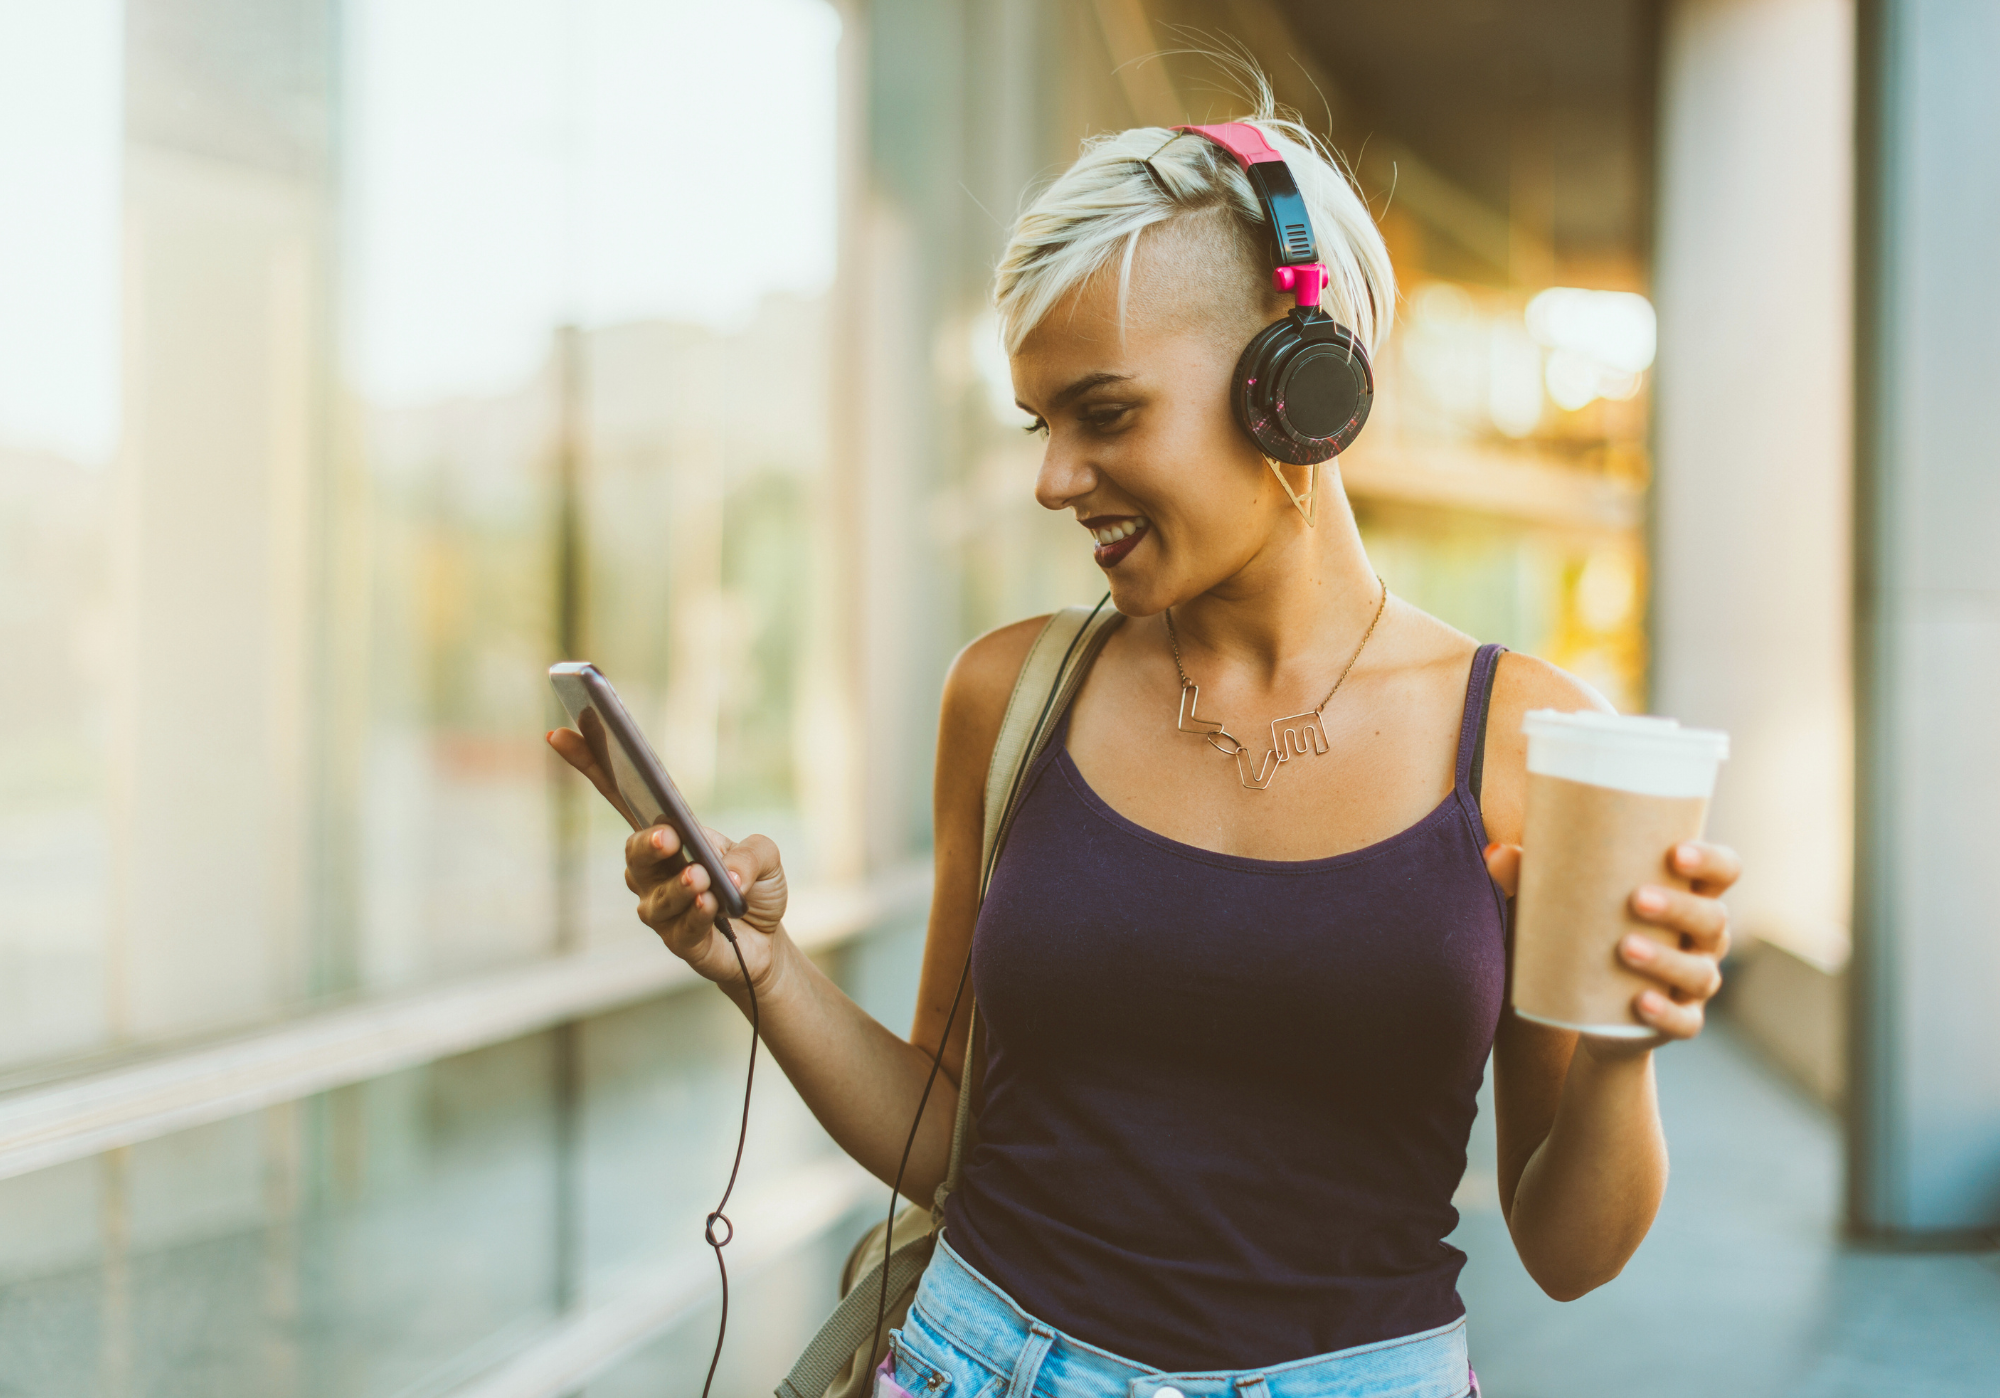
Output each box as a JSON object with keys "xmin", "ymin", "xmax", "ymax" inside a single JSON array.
[{"xmin": 1447, "ymin": 1022, "xmax": 2000, "ymax": 1398}]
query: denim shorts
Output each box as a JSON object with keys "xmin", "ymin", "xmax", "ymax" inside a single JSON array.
[{"xmin": 877, "ymin": 1234, "xmax": 1476, "ymax": 1398}]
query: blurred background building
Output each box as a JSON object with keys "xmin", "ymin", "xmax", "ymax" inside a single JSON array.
[{"xmin": 0, "ymin": 0, "xmax": 1994, "ymax": 1394}]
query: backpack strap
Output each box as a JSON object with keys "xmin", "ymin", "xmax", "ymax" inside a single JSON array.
[
  {"xmin": 979, "ymin": 596, "xmax": 1121, "ymax": 896},
  {"xmin": 776, "ymin": 599, "xmax": 1121, "ymax": 1398}
]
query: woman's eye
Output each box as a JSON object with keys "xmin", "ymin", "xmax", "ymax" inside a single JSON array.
[
  {"xmin": 1022, "ymin": 417, "xmax": 1048, "ymax": 437},
  {"xmin": 1081, "ymin": 405, "xmax": 1132, "ymax": 432}
]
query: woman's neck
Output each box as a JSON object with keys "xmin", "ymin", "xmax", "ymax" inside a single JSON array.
[{"xmin": 1167, "ymin": 474, "xmax": 1383, "ymax": 688}]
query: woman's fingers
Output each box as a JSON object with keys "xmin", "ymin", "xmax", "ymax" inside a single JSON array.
[
  {"xmin": 1669, "ymin": 839, "xmax": 1742, "ymax": 897},
  {"xmin": 1634, "ymin": 987, "xmax": 1706, "ymax": 1040},
  {"xmin": 625, "ymin": 824, "xmax": 697, "ymax": 925},
  {"xmin": 641, "ymin": 857, "xmax": 716, "ymax": 931},
  {"xmin": 723, "ymin": 832, "xmax": 779, "ymax": 892},
  {"xmin": 628, "ymin": 820, "xmax": 684, "ymax": 864},
  {"xmin": 1484, "ymin": 835, "xmax": 1736, "ymax": 1047},
  {"xmin": 547, "ymin": 729, "xmax": 640, "ymax": 828},
  {"xmin": 1630, "ymin": 883, "xmax": 1730, "ymax": 956},
  {"xmin": 1620, "ymin": 934, "xmax": 1723, "ymax": 1001},
  {"xmin": 1623, "ymin": 873, "xmax": 1727, "ymax": 1042},
  {"xmin": 1487, "ymin": 842, "xmax": 1739, "ymax": 913},
  {"xmin": 546, "ymin": 726, "xmax": 595, "ymax": 774},
  {"xmin": 609, "ymin": 812, "xmax": 788, "ymax": 986},
  {"xmin": 626, "ymin": 822, "xmax": 686, "ymax": 876},
  {"xmin": 632, "ymin": 830, "xmax": 754, "ymax": 918}
]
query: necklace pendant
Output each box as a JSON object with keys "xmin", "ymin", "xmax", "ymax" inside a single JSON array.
[
  {"xmin": 1234, "ymin": 712, "xmax": 1329, "ymax": 790},
  {"xmin": 1234, "ymin": 747, "xmax": 1281, "ymax": 790},
  {"xmin": 1270, "ymin": 711, "xmax": 1330, "ymax": 763},
  {"xmin": 1177, "ymin": 682, "xmax": 1331, "ymax": 791},
  {"xmin": 1164, "ymin": 577, "xmax": 1385, "ymax": 793},
  {"xmin": 1177, "ymin": 681, "xmax": 1228, "ymax": 745}
]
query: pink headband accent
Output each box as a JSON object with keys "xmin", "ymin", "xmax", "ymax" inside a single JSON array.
[
  {"xmin": 1175, "ymin": 122, "xmax": 1285, "ymax": 167},
  {"xmin": 1272, "ymin": 264, "xmax": 1327, "ymax": 310},
  {"xmin": 1177, "ymin": 123, "xmax": 1327, "ymax": 310}
]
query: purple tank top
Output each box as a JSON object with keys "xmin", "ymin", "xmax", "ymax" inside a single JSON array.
[{"xmin": 942, "ymin": 643, "xmax": 1510, "ymax": 1371}]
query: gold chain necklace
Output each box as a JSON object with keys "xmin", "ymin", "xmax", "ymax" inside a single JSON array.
[{"xmin": 1164, "ymin": 577, "xmax": 1389, "ymax": 790}]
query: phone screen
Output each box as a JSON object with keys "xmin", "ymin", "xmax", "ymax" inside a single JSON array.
[{"xmin": 548, "ymin": 663, "xmax": 748, "ymax": 919}]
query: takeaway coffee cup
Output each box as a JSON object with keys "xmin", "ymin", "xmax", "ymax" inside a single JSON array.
[{"xmin": 1512, "ymin": 710, "xmax": 1730, "ymax": 1037}]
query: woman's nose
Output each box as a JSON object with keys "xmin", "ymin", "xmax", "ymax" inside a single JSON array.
[{"xmin": 1034, "ymin": 436, "xmax": 1095, "ymax": 512}]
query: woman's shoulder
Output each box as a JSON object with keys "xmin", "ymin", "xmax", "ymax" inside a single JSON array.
[
  {"xmin": 938, "ymin": 615, "xmax": 1054, "ymax": 761},
  {"xmin": 1386, "ymin": 597, "xmax": 1609, "ymax": 718},
  {"xmin": 1479, "ymin": 649, "xmax": 1616, "ymax": 844},
  {"xmin": 1490, "ymin": 650, "xmax": 1616, "ymax": 724},
  {"xmin": 947, "ymin": 614, "xmax": 1052, "ymax": 701},
  {"xmin": 1381, "ymin": 599, "xmax": 1612, "ymax": 839}
]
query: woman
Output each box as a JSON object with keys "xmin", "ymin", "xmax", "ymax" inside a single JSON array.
[{"xmin": 553, "ymin": 105, "xmax": 1737, "ymax": 1398}]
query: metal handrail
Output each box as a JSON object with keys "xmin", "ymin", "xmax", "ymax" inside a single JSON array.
[
  {"xmin": 439, "ymin": 1156, "xmax": 878, "ymax": 1398},
  {"xmin": 0, "ymin": 865, "xmax": 931, "ymax": 1182}
]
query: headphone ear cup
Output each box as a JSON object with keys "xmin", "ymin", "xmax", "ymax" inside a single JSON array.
[{"xmin": 1230, "ymin": 315, "xmax": 1374, "ymax": 465}]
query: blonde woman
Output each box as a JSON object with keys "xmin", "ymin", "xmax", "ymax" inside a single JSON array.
[{"xmin": 554, "ymin": 99, "xmax": 1737, "ymax": 1398}]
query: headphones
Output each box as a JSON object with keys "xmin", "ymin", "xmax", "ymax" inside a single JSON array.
[{"xmin": 1172, "ymin": 123, "xmax": 1374, "ymax": 467}]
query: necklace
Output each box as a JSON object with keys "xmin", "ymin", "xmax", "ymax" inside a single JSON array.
[{"xmin": 1164, "ymin": 577, "xmax": 1389, "ymax": 791}]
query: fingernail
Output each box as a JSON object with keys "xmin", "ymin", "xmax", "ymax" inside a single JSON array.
[
  {"xmin": 729, "ymin": 871, "xmax": 742, "ymax": 887},
  {"xmin": 1623, "ymin": 934, "xmax": 1655, "ymax": 963},
  {"xmin": 681, "ymin": 869, "xmax": 693, "ymax": 886},
  {"xmin": 1484, "ymin": 842, "xmax": 1499, "ymax": 856},
  {"xmin": 1639, "ymin": 990, "xmax": 1669, "ymax": 1016},
  {"xmin": 653, "ymin": 830, "xmax": 666, "ymax": 850},
  {"xmin": 1634, "ymin": 886, "xmax": 1667, "ymax": 914},
  {"xmin": 1675, "ymin": 843, "xmax": 1701, "ymax": 870}
]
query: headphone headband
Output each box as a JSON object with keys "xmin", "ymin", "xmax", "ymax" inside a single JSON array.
[
  {"xmin": 1176, "ymin": 123, "xmax": 1323, "ymax": 298},
  {"xmin": 1177, "ymin": 122, "xmax": 1286, "ymax": 165},
  {"xmin": 1168, "ymin": 123, "xmax": 1373, "ymax": 464}
]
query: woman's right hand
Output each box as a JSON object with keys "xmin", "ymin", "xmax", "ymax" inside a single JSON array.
[
  {"xmin": 623, "ymin": 819, "xmax": 789, "ymax": 993},
  {"xmin": 547, "ymin": 726, "xmax": 789, "ymax": 993}
]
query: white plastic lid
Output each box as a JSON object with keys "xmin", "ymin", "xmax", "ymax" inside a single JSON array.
[{"xmin": 1522, "ymin": 709, "xmax": 1729, "ymax": 798}]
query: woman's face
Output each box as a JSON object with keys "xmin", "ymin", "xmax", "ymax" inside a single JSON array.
[{"xmin": 1011, "ymin": 241, "xmax": 1298, "ymax": 617}]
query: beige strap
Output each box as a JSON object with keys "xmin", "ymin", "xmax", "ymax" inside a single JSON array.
[
  {"xmin": 775, "ymin": 1230, "xmax": 935, "ymax": 1398},
  {"xmin": 778, "ymin": 598, "xmax": 1123, "ymax": 1398},
  {"xmin": 978, "ymin": 599, "xmax": 1121, "ymax": 897}
]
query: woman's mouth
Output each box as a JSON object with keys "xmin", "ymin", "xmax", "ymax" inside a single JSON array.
[{"xmin": 1084, "ymin": 515, "xmax": 1151, "ymax": 568}]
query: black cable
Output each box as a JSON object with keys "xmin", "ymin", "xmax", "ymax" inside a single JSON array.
[
  {"xmin": 872, "ymin": 938, "xmax": 975, "ymax": 1361},
  {"xmin": 700, "ymin": 913, "xmax": 757, "ymax": 1398}
]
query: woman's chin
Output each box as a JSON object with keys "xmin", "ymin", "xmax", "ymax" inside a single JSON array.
[{"xmin": 1100, "ymin": 569, "xmax": 1170, "ymax": 617}]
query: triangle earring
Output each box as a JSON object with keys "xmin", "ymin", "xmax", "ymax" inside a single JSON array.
[{"xmin": 1266, "ymin": 455, "xmax": 1319, "ymax": 527}]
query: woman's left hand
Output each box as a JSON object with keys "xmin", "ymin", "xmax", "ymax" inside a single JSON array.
[{"xmin": 1484, "ymin": 839, "xmax": 1742, "ymax": 1044}]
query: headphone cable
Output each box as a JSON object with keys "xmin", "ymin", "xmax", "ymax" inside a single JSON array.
[
  {"xmin": 700, "ymin": 913, "xmax": 758, "ymax": 1398},
  {"xmin": 872, "ymin": 939, "xmax": 975, "ymax": 1364}
]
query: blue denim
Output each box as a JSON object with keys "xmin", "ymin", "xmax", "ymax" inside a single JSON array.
[{"xmin": 880, "ymin": 1234, "xmax": 1475, "ymax": 1398}]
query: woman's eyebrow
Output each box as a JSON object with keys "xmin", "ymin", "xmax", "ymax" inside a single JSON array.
[{"xmin": 1018, "ymin": 371, "xmax": 1135, "ymax": 417}]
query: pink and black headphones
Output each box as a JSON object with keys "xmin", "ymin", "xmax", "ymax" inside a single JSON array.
[{"xmin": 1166, "ymin": 123, "xmax": 1374, "ymax": 465}]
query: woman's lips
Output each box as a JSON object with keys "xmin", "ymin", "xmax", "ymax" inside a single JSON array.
[{"xmin": 1085, "ymin": 515, "xmax": 1151, "ymax": 569}]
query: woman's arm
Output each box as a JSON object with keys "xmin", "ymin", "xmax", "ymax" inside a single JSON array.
[
  {"xmin": 546, "ymin": 616, "xmax": 1042, "ymax": 1202},
  {"xmin": 1478, "ymin": 653, "xmax": 1740, "ymax": 1300}
]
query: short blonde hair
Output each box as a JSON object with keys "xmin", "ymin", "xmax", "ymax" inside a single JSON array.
[{"xmin": 994, "ymin": 105, "xmax": 1395, "ymax": 357}]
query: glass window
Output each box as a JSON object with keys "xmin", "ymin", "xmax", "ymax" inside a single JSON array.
[
  {"xmin": 0, "ymin": 0, "xmax": 842, "ymax": 1052},
  {"xmin": 0, "ymin": 1, "xmax": 854, "ymax": 1392}
]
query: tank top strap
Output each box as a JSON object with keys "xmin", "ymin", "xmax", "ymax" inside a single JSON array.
[
  {"xmin": 1453, "ymin": 642, "xmax": 1509, "ymax": 798},
  {"xmin": 1029, "ymin": 703, "xmax": 1080, "ymax": 788}
]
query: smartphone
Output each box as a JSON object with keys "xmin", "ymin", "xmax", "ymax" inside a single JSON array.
[{"xmin": 548, "ymin": 662, "xmax": 748, "ymax": 920}]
